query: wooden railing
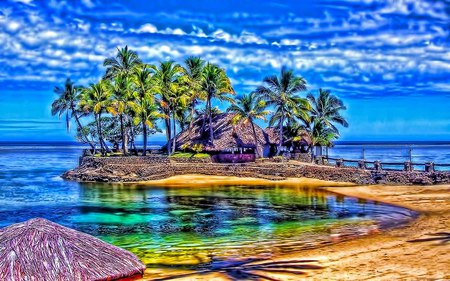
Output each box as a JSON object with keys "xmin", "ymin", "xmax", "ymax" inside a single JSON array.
[{"xmin": 317, "ymin": 156, "xmax": 450, "ymax": 172}]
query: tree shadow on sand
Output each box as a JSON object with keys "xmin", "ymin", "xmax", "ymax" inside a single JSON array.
[
  {"xmin": 151, "ymin": 257, "xmax": 324, "ymax": 280},
  {"xmin": 408, "ymin": 232, "xmax": 450, "ymax": 245}
]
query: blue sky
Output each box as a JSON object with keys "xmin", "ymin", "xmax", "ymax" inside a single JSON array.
[{"xmin": 1, "ymin": 0, "xmax": 450, "ymax": 142}]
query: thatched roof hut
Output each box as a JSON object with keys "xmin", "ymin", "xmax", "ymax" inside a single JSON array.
[
  {"xmin": 0, "ymin": 218, "xmax": 145, "ymax": 281},
  {"xmin": 175, "ymin": 113, "xmax": 268, "ymax": 153}
]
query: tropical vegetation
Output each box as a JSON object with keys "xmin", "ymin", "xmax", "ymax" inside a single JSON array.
[{"xmin": 52, "ymin": 45, "xmax": 348, "ymax": 158}]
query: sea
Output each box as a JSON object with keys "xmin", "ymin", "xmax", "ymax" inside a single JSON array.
[
  {"xmin": 0, "ymin": 141, "xmax": 421, "ymax": 269},
  {"xmin": 327, "ymin": 141, "xmax": 450, "ymax": 171}
]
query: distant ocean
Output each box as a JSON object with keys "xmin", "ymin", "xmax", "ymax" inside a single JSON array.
[
  {"xmin": 1, "ymin": 141, "xmax": 450, "ymax": 166},
  {"xmin": 330, "ymin": 141, "xmax": 450, "ymax": 164}
]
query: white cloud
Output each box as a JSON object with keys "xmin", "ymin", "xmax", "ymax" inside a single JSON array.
[
  {"xmin": 2, "ymin": 0, "xmax": 450, "ymax": 101},
  {"xmin": 278, "ymin": 39, "xmax": 301, "ymax": 46},
  {"xmin": 135, "ymin": 23, "xmax": 157, "ymax": 33},
  {"xmin": 6, "ymin": 21, "xmax": 21, "ymax": 32},
  {"xmin": 81, "ymin": 0, "xmax": 95, "ymax": 8},
  {"xmin": 161, "ymin": 27, "xmax": 186, "ymax": 36},
  {"xmin": 10, "ymin": 0, "xmax": 34, "ymax": 6},
  {"xmin": 40, "ymin": 30, "xmax": 58, "ymax": 39}
]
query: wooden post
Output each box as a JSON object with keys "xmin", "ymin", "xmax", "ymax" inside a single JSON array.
[
  {"xmin": 336, "ymin": 158, "xmax": 344, "ymax": 168},
  {"xmin": 404, "ymin": 161, "xmax": 412, "ymax": 171},
  {"xmin": 358, "ymin": 160, "xmax": 366, "ymax": 169},
  {"xmin": 425, "ymin": 162, "xmax": 434, "ymax": 173},
  {"xmin": 362, "ymin": 147, "xmax": 365, "ymax": 161},
  {"xmin": 374, "ymin": 160, "xmax": 382, "ymax": 171},
  {"xmin": 409, "ymin": 146, "xmax": 412, "ymax": 163}
]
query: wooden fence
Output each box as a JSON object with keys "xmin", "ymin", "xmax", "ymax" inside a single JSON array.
[{"xmin": 317, "ymin": 156, "xmax": 450, "ymax": 172}]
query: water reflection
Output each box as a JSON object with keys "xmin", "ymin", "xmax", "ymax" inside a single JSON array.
[
  {"xmin": 74, "ymin": 183, "xmax": 416, "ymax": 266},
  {"xmin": 0, "ymin": 146, "xmax": 417, "ymax": 268}
]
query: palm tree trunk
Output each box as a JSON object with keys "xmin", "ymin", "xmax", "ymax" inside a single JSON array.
[
  {"xmin": 277, "ymin": 109, "xmax": 284, "ymax": 156},
  {"xmin": 120, "ymin": 114, "xmax": 128, "ymax": 155},
  {"xmin": 142, "ymin": 119, "xmax": 148, "ymax": 156},
  {"xmin": 72, "ymin": 108, "xmax": 95, "ymax": 150},
  {"xmin": 95, "ymin": 113, "xmax": 105, "ymax": 154},
  {"xmin": 200, "ymin": 98, "xmax": 209, "ymax": 134},
  {"xmin": 208, "ymin": 98, "xmax": 214, "ymax": 143},
  {"xmin": 128, "ymin": 122, "xmax": 136, "ymax": 154},
  {"xmin": 188, "ymin": 101, "xmax": 196, "ymax": 132},
  {"xmin": 172, "ymin": 113, "xmax": 177, "ymax": 154},
  {"xmin": 66, "ymin": 112, "xmax": 70, "ymax": 133},
  {"xmin": 250, "ymin": 121, "xmax": 261, "ymax": 158},
  {"xmin": 165, "ymin": 113, "xmax": 171, "ymax": 155},
  {"xmin": 98, "ymin": 113, "xmax": 111, "ymax": 154}
]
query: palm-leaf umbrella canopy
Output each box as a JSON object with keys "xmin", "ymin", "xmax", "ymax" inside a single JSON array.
[{"xmin": 0, "ymin": 218, "xmax": 145, "ymax": 281}]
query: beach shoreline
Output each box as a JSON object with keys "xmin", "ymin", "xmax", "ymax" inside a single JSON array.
[
  {"xmin": 296, "ymin": 184, "xmax": 450, "ymax": 280},
  {"xmin": 136, "ymin": 175, "xmax": 450, "ymax": 280}
]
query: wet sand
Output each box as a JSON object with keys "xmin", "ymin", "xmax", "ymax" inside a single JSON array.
[
  {"xmin": 138, "ymin": 174, "xmax": 355, "ymax": 188},
  {"xmin": 140, "ymin": 176, "xmax": 450, "ymax": 280},
  {"xmin": 292, "ymin": 184, "xmax": 450, "ymax": 281}
]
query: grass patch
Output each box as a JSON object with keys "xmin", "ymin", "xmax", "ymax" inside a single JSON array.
[
  {"xmin": 93, "ymin": 152, "xmax": 123, "ymax": 157},
  {"xmin": 170, "ymin": 152, "xmax": 210, "ymax": 159}
]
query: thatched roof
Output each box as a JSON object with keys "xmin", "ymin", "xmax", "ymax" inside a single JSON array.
[
  {"xmin": 0, "ymin": 218, "xmax": 145, "ymax": 281},
  {"xmin": 264, "ymin": 127, "xmax": 312, "ymax": 146},
  {"xmin": 175, "ymin": 113, "xmax": 269, "ymax": 152},
  {"xmin": 264, "ymin": 127, "xmax": 280, "ymax": 145}
]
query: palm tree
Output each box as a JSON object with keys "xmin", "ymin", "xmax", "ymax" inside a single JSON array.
[
  {"xmin": 103, "ymin": 45, "xmax": 142, "ymax": 79},
  {"xmin": 283, "ymin": 122, "xmax": 309, "ymax": 151},
  {"xmin": 227, "ymin": 93, "xmax": 269, "ymax": 157},
  {"xmin": 306, "ymin": 88, "xmax": 348, "ymax": 135},
  {"xmin": 151, "ymin": 61, "xmax": 185, "ymax": 154},
  {"xmin": 306, "ymin": 89, "xmax": 348, "ymax": 158},
  {"xmin": 182, "ymin": 57, "xmax": 206, "ymax": 130},
  {"xmin": 51, "ymin": 78, "xmax": 95, "ymax": 150},
  {"xmin": 79, "ymin": 80, "xmax": 114, "ymax": 154},
  {"xmin": 201, "ymin": 63, "xmax": 235, "ymax": 143},
  {"xmin": 169, "ymin": 91, "xmax": 189, "ymax": 154},
  {"xmin": 107, "ymin": 75, "xmax": 135, "ymax": 154},
  {"xmin": 103, "ymin": 46, "xmax": 142, "ymax": 153},
  {"xmin": 309, "ymin": 120, "xmax": 337, "ymax": 158},
  {"xmin": 255, "ymin": 67, "xmax": 309, "ymax": 155},
  {"xmin": 132, "ymin": 98, "xmax": 162, "ymax": 155},
  {"xmin": 131, "ymin": 64, "xmax": 156, "ymax": 155}
]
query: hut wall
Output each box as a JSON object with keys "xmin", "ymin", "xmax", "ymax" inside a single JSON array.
[{"xmin": 212, "ymin": 153, "xmax": 256, "ymax": 163}]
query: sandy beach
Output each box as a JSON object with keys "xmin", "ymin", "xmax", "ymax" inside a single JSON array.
[
  {"xmin": 140, "ymin": 176, "xmax": 450, "ymax": 280},
  {"xmin": 294, "ymin": 184, "xmax": 450, "ymax": 280}
]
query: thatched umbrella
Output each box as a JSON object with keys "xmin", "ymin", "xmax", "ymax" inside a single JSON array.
[{"xmin": 0, "ymin": 218, "xmax": 145, "ymax": 281}]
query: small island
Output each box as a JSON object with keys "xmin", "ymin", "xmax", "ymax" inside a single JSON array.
[{"xmin": 56, "ymin": 46, "xmax": 450, "ymax": 186}]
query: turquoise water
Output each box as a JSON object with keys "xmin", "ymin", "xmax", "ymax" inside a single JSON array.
[{"xmin": 0, "ymin": 144, "xmax": 417, "ymax": 267}]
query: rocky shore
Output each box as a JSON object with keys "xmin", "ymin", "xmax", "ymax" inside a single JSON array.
[{"xmin": 63, "ymin": 156, "xmax": 450, "ymax": 185}]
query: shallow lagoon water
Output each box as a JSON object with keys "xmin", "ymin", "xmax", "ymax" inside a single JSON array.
[{"xmin": 0, "ymin": 144, "xmax": 417, "ymax": 269}]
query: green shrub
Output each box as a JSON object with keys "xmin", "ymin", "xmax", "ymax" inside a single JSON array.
[
  {"xmin": 169, "ymin": 152, "xmax": 193, "ymax": 158},
  {"xmin": 192, "ymin": 144, "xmax": 204, "ymax": 154},
  {"xmin": 180, "ymin": 143, "xmax": 190, "ymax": 152}
]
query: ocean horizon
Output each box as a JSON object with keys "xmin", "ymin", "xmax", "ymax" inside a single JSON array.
[
  {"xmin": 2, "ymin": 140, "xmax": 450, "ymax": 146},
  {"xmin": 2, "ymin": 140, "xmax": 450, "ymax": 167}
]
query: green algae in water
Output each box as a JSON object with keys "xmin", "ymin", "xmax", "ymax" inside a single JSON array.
[{"xmin": 68, "ymin": 183, "xmax": 416, "ymax": 266}]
